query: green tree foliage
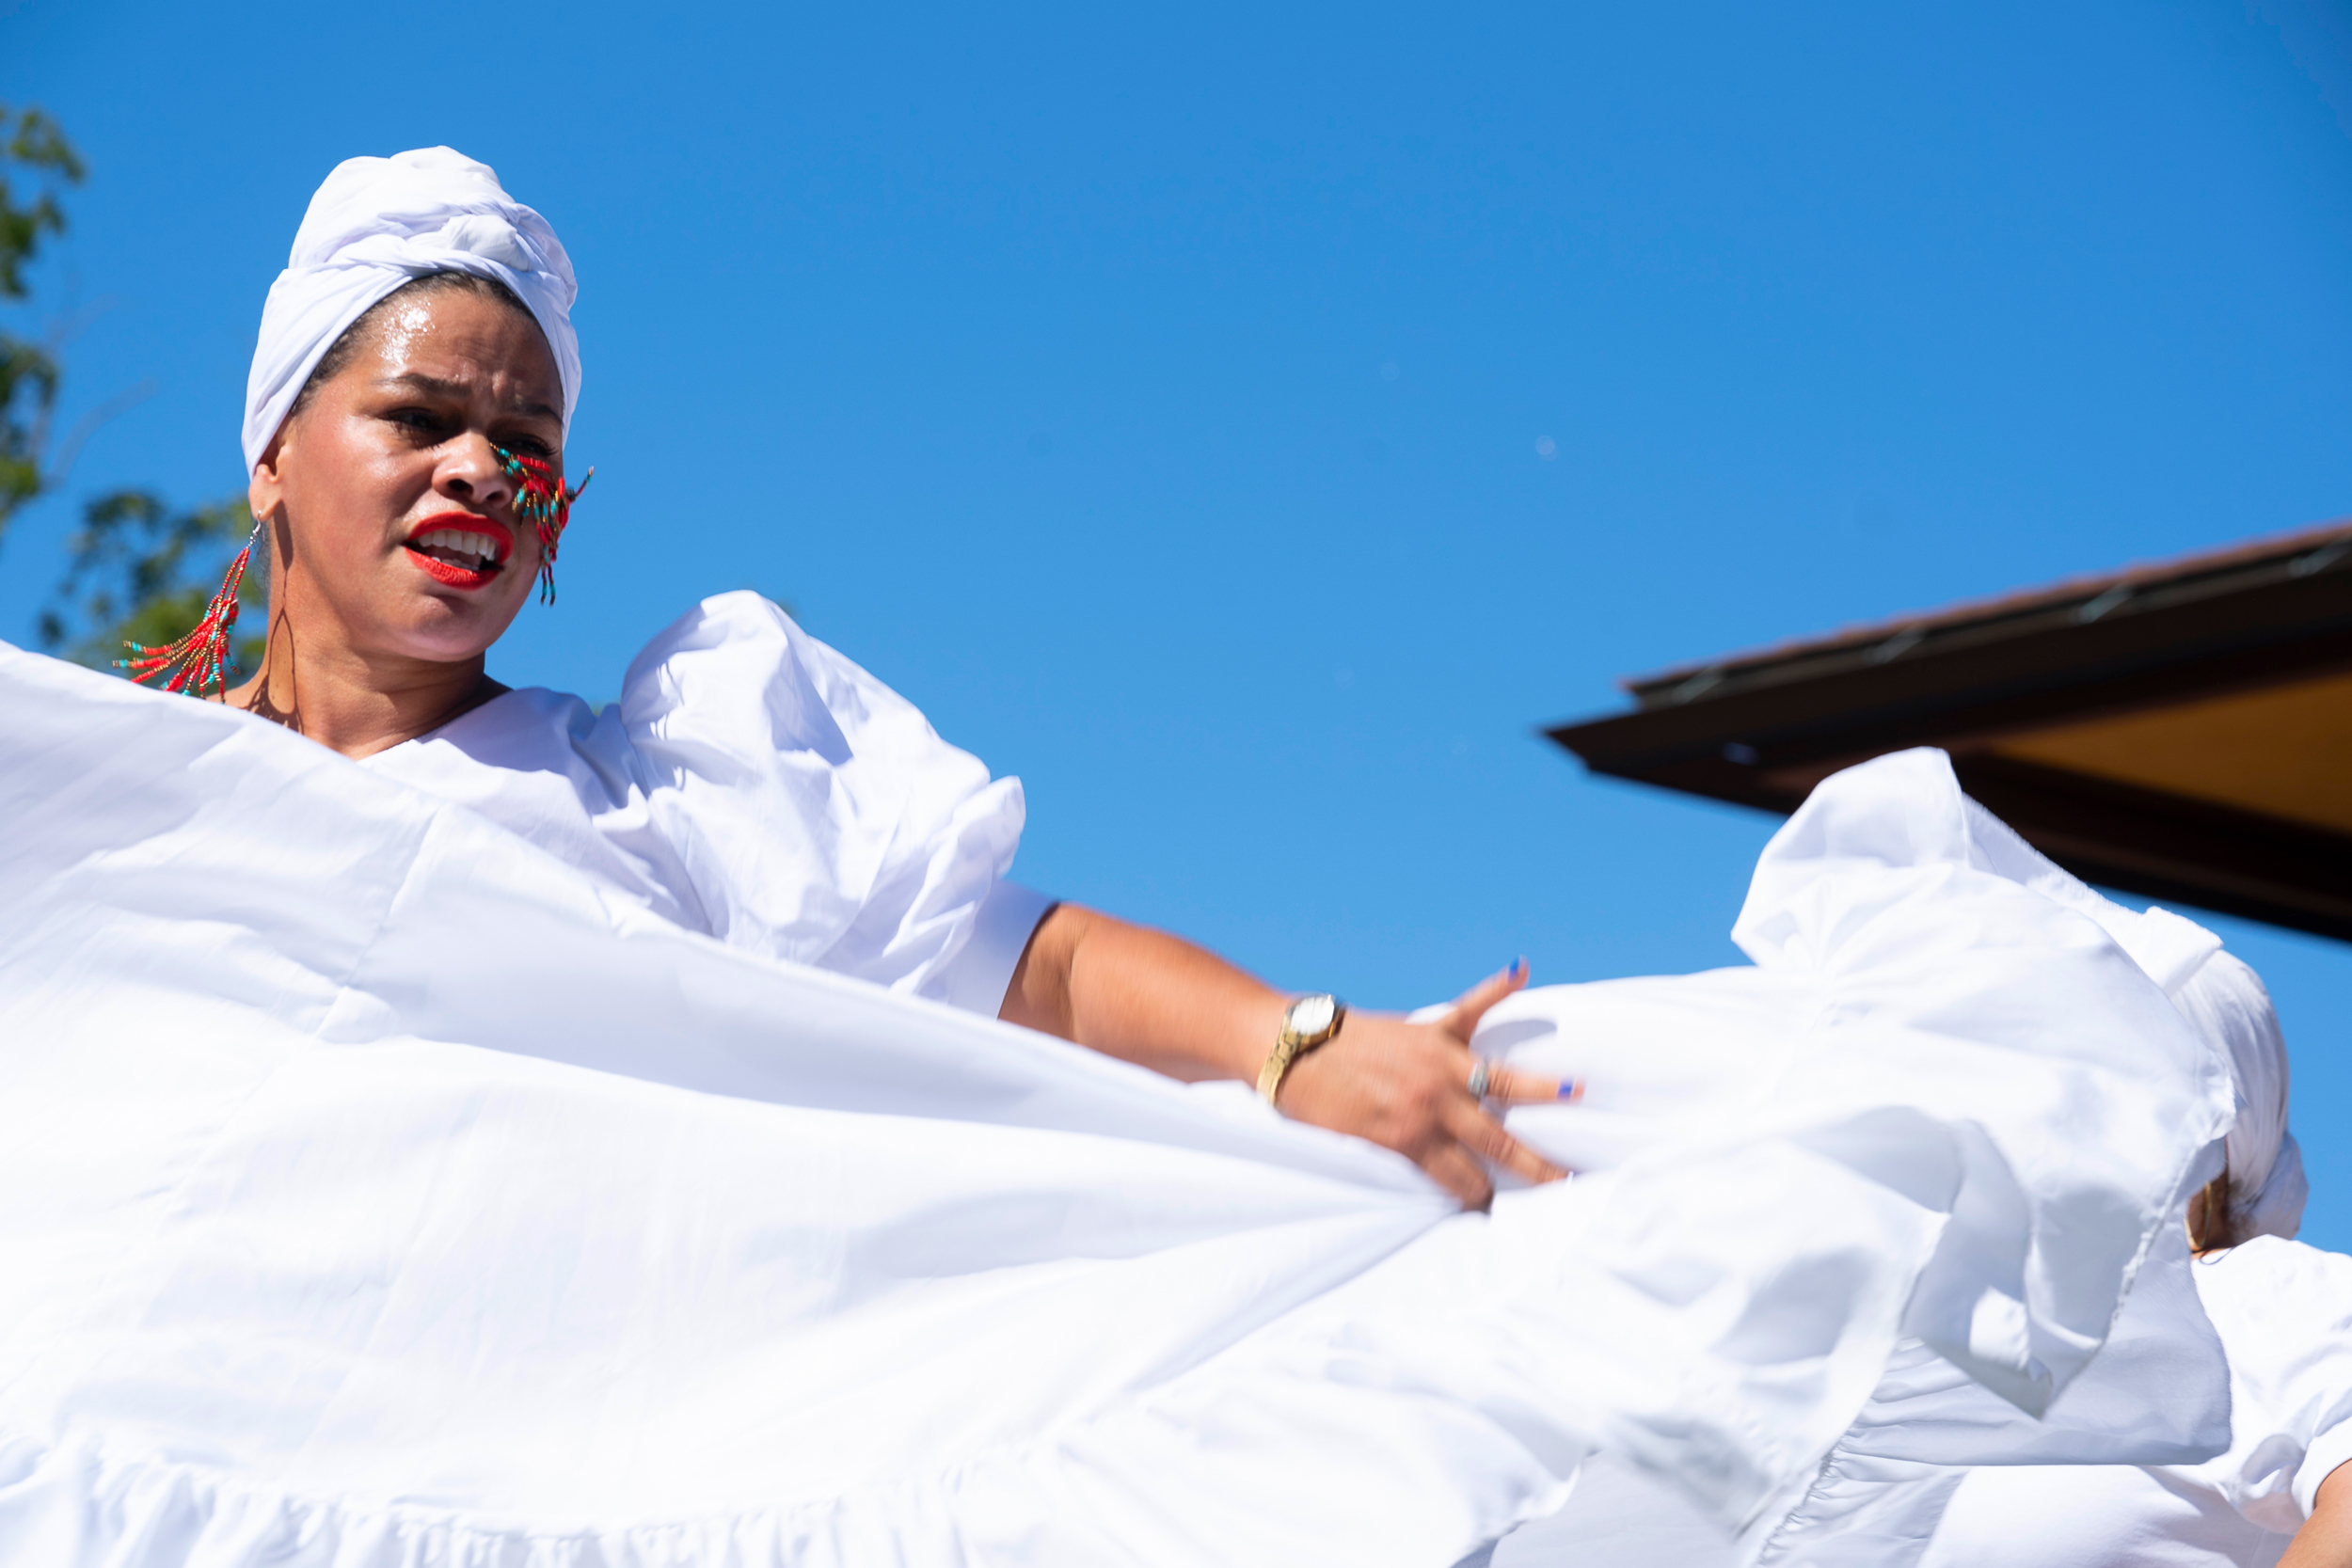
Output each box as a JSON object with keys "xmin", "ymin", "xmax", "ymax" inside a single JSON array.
[
  {"xmin": 39, "ymin": 491, "xmax": 265, "ymax": 676},
  {"xmin": 0, "ymin": 103, "xmax": 85, "ymax": 541},
  {"xmin": 4, "ymin": 104, "xmax": 259, "ymax": 683}
]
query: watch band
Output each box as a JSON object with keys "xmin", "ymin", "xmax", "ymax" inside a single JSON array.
[{"xmin": 1257, "ymin": 994, "xmax": 1347, "ymax": 1106}]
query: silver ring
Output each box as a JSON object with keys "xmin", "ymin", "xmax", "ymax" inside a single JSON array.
[{"xmin": 1466, "ymin": 1058, "xmax": 1491, "ymax": 1100}]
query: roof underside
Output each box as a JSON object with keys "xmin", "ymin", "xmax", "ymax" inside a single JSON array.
[{"xmin": 1547, "ymin": 522, "xmax": 2352, "ymax": 941}]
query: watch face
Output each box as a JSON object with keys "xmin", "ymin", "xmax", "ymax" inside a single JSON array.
[{"xmin": 1289, "ymin": 994, "xmax": 1337, "ymax": 1037}]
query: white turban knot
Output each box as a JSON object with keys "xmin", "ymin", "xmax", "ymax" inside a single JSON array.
[{"xmin": 242, "ymin": 147, "xmax": 580, "ymax": 473}]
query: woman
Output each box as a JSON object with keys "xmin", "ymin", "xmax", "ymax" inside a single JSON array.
[
  {"xmin": 0, "ymin": 150, "xmax": 2241, "ymax": 1567},
  {"xmin": 210, "ymin": 146, "xmax": 1561, "ymax": 1212}
]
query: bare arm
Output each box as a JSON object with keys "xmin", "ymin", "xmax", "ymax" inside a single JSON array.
[
  {"xmin": 2280, "ymin": 1461, "xmax": 2352, "ymax": 1568},
  {"xmin": 1001, "ymin": 902, "xmax": 1568, "ymax": 1207}
]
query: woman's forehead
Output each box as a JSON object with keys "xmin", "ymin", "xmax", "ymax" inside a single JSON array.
[{"xmin": 364, "ymin": 292, "xmax": 562, "ymax": 411}]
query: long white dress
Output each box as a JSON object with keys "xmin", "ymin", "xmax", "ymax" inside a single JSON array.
[{"xmin": 0, "ymin": 594, "xmax": 2234, "ymax": 1567}]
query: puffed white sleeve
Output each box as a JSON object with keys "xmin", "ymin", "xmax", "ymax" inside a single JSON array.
[
  {"xmin": 2196, "ymin": 1238, "xmax": 2352, "ymax": 1530},
  {"xmin": 617, "ymin": 591, "xmax": 1051, "ymax": 1012}
]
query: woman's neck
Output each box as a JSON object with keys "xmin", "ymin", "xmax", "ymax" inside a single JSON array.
[{"xmin": 218, "ymin": 626, "xmax": 508, "ymax": 759}]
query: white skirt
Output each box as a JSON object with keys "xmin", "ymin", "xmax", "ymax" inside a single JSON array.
[{"xmin": 0, "ymin": 648, "xmax": 2232, "ymax": 1567}]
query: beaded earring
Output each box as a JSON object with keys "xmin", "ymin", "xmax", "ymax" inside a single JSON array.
[
  {"xmin": 118, "ymin": 519, "xmax": 264, "ymax": 698},
  {"xmin": 494, "ymin": 444, "xmax": 593, "ymax": 604}
]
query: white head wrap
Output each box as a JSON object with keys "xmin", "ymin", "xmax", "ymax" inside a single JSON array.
[
  {"xmin": 2171, "ymin": 951, "xmax": 2307, "ymax": 1242},
  {"xmin": 241, "ymin": 147, "xmax": 580, "ymax": 473},
  {"xmin": 1960, "ymin": 794, "xmax": 2306, "ymax": 1242}
]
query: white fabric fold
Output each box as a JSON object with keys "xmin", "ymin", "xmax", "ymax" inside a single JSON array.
[
  {"xmin": 0, "ymin": 671, "xmax": 2232, "ymax": 1565},
  {"xmin": 1959, "ymin": 790, "xmax": 2306, "ymax": 1243},
  {"xmin": 365, "ymin": 592, "xmax": 1034, "ymax": 1005},
  {"xmin": 1493, "ymin": 1226, "xmax": 2233, "ymax": 1568},
  {"xmin": 1678, "ymin": 758, "xmax": 2294, "ymax": 1567},
  {"xmin": 1495, "ymin": 749, "xmax": 2233, "ymax": 1421},
  {"xmin": 242, "ymin": 146, "xmax": 580, "ymax": 470},
  {"xmin": 1918, "ymin": 1236, "xmax": 2352, "ymax": 1566}
]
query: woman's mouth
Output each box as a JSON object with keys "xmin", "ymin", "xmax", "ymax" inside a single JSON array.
[{"xmin": 403, "ymin": 518, "xmax": 514, "ymax": 590}]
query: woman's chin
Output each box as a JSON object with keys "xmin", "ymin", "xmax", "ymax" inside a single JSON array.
[{"xmin": 380, "ymin": 590, "xmax": 524, "ymax": 663}]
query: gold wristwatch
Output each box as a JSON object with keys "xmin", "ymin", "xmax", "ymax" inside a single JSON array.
[{"xmin": 1257, "ymin": 993, "xmax": 1347, "ymax": 1107}]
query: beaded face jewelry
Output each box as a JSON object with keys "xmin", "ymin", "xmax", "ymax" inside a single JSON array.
[
  {"xmin": 493, "ymin": 444, "xmax": 593, "ymax": 604},
  {"xmin": 117, "ymin": 520, "xmax": 263, "ymax": 698}
]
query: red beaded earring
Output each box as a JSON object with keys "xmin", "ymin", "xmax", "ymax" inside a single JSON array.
[
  {"xmin": 118, "ymin": 520, "xmax": 263, "ymax": 697},
  {"xmin": 494, "ymin": 444, "xmax": 592, "ymax": 604}
]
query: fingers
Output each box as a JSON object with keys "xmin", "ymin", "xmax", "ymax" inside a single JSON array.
[
  {"xmin": 1476, "ymin": 1060, "xmax": 1577, "ymax": 1105},
  {"xmin": 1444, "ymin": 1097, "xmax": 1567, "ymax": 1187},
  {"xmin": 1422, "ymin": 1141, "xmax": 1496, "ymax": 1210},
  {"xmin": 1441, "ymin": 957, "xmax": 1530, "ymax": 1040}
]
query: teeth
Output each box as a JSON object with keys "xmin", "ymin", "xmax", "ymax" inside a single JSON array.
[{"xmin": 412, "ymin": 527, "xmax": 502, "ymax": 565}]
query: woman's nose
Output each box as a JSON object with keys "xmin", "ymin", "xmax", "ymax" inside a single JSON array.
[{"xmin": 438, "ymin": 433, "xmax": 512, "ymax": 508}]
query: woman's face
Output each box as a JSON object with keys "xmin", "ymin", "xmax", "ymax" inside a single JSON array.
[{"xmin": 250, "ymin": 287, "xmax": 566, "ymax": 665}]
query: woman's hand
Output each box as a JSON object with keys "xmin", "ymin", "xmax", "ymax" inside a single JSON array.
[
  {"xmin": 1001, "ymin": 905, "xmax": 1570, "ymax": 1209},
  {"xmin": 1275, "ymin": 962, "xmax": 1568, "ymax": 1208}
]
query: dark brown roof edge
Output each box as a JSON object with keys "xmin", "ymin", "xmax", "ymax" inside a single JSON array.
[{"xmin": 1625, "ymin": 517, "xmax": 2352, "ymax": 699}]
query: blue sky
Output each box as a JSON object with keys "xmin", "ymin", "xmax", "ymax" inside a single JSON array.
[{"xmin": 5, "ymin": 0, "xmax": 2348, "ymax": 1246}]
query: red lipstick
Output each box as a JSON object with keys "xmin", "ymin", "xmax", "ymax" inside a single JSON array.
[{"xmin": 402, "ymin": 514, "xmax": 516, "ymax": 592}]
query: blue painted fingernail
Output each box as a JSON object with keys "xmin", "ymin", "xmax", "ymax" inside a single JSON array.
[{"xmin": 1558, "ymin": 1080, "xmax": 1581, "ymax": 1101}]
